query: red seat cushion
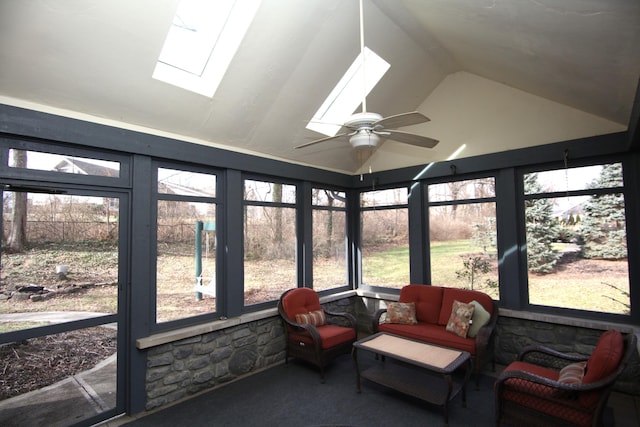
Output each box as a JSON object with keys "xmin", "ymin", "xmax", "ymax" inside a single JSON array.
[
  {"xmin": 289, "ymin": 324, "xmax": 356, "ymax": 349},
  {"xmin": 438, "ymin": 287, "xmax": 494, "ymax": 325},
  {"xmin": 399, "ymin": 285, "xmax": 443, "ymax": 324},
  {"xmin": 377, "ymin": 322, "xmax": 476, "ymax": 354},
  {"xmin": 500, "ymin": 361, "xmax": 593, "ymax": 427}
]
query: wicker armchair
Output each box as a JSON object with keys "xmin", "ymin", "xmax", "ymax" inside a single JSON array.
[
  {"xmin": 278, "ymin": 288, "xmax": 357, "ymax": 382},
  {"xmin": 495, "ymin": 330, "xmax": 636, "ymax": 427}
]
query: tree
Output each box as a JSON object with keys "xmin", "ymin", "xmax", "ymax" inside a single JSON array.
[
  {"xmin": 273, "ymin": 183, "xmax": 283, "ymax": 245},
  {"xmin": 578, "ymin": 164, "xmax": 626, "ymax": 259},
  {"xmin": 7, "ymin": 150, "xmax": 28, "ymax": 252},
  {"xmin": 472, "ymin": 217, "xmax": 496, "ymax": 255},
  {"xmin": 524, "ymin": 173, "xmax": 561, "ymax": 273},
  {"xmin": 455, "ymin": 255, "xmax": 497, "ymax": 291}
]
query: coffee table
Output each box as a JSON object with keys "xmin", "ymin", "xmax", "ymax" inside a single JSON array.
[{"xmin": 352, "ymin": 332, "xmax": 471, "ymax": 426}]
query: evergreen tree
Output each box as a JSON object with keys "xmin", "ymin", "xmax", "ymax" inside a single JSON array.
[
  {"xmin": 578, "ymin": 164, "xmax": 626, "ymax": 259},
  {"xmin": 524, "ymin": 173, "xmax": 561, "ymax": 273}
]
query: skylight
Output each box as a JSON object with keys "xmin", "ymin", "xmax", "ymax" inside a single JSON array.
[
  {"xmin": 307, "ymin": 47, "xmax": 390, "ymax": 137},
  {"xmin": 153, "ymin": 0, "xmax": 262, "ymax": 97}
]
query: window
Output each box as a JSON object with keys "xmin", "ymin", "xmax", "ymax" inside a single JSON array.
[
  {"xmin": 0, "ymin": 189, "xmax": 120, "ymax": 419},
  {"xmin": 156, "ymin": 167, "xmax": 218, "ymax": 323},
  {"xmin": 153, "ymin": 0, "xmax": 262, "ymax": 97},
  {"xmin": 243, "ymin": 179, "xmax": 296, "ymax": 305},
  {"xmin": 428, "ymin": 178, "xmax": 499, "ymax": 299},
  {"xmin": 1, "ymin": 192, "xmax": 119, "ymax": 325},
  {"xmin": 524, "ymin": 163, "xmax": 629, "ymax": 314},
  {"xmin": 307, "ymin": 47, "xmax": 390, "ymax": 137},
  {"xmin": 8, "ymin": 149, "xmax": 120, "ymax": 177},
  {"xmin": 360, "ymin": 188, "xmax": 409, "ymax": 288},
  {"xmin": 312, "ymin": 188, "xmax": 347, "ymax": 291}
]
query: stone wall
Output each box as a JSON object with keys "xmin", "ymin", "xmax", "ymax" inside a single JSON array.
[
  {"xmin": 144, "ymin": 318, "xmax": 285, "ymax": 410},
  {"xmin": 143, "ymin": 294, "xmax": 639, "ymax": 412},
  {"xmin": 143, "ymin": 296, "xmax": 360, "ymax": 410}
]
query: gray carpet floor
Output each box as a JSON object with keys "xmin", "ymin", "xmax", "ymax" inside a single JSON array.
[{"xmin": 124, "ymin": 351, "xmax": 501, "ymax": 427}]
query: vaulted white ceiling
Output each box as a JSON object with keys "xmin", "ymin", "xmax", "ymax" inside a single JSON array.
[{"xmin": 1, "ymin": 0, "xmax": 638, "ymax": 174}]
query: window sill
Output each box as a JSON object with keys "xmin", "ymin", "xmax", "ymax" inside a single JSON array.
[
  {"xmin": 499, "ymin": 308, "xmax": 639, "ymax": 336},
  {"xmin": 136, "ymin": 290, "xmax": 357, "ymax": 350}
]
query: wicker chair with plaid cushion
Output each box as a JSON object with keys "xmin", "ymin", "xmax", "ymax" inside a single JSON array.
[
  {"xmin": 494, "ymin": 329, "xmax": 636, "ymax": 427},
  {"xmin": 278, "ymin": 288, "xmax": 357, "ymax": 382}
]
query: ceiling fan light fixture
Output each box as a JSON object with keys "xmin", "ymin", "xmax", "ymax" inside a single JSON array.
[{"xmin": 349, "ymin": 130, "xmax": 379, "ymax": 150}]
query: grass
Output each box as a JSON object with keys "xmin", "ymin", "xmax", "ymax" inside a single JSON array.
[
  {"xmin": 1, "ymin": 240, "xmax": 630, "ymax": 327},
  {"xmin": 362, "ymin": 246, "xmax": 409, "ymax": 288},
  {"xmin": 1, "ymin": 242, "xmax": 118, "ymax": 315}
]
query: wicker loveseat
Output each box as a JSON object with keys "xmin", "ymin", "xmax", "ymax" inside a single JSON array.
[{"xmin": 372, "ymin": 284, "xmax": 498, "ymax": 383}]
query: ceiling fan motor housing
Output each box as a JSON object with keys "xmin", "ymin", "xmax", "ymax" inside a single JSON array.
[
  {"xmin": 347, "ymin": 112, "xmax": 382, "ymax": 149},
  {"xmin": 345, "ymin": 112, "xmax": 383, "ymax": 128}
]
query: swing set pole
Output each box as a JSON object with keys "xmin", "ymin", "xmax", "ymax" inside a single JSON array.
[{"xmin": 195, "ymin": 221, "xmax": 203, "ymax": 301}]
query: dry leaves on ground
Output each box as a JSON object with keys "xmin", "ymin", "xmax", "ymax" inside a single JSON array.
[{"xmin": 0, "ymin": 326, "xmax": 116, "ymax": 400}]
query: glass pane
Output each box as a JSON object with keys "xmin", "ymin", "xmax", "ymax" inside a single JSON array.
[
  {"xmin": 1, "ymin": 193, "xmax": 119, "ymax": 326},
  {"xmin": 361, "ymin": 188, "xmax": 407, "ymax": 207},
  {"xmin": 156, "ymin": 200, "xmax": 217, "ymax": 323},
  {"xmin": 0, "ymin": 326, "xmax": 117, "ymax": 419},
  {"xmin": 312, "ymin": 188, "xmax": 346, "ymax": 208},
  {"xmin": 526, "ymin": 191, "xmax": 629, "ymax": 314},
  {"xmin": 158, "ymin": 167, "xmax": 216, "ymax": 197},
  {"xmin": 428, "ymin": 177, "xmax": 495, "ymax": 202},
  {"xmin": 9, "ymin": 149, "xmax": 120, "ymax": 178},
  {"xmin": 312, "ymin": 209, "xmax": 347, "ymax": 291},
  {"xmin": 524, "ymin": 163, "xmax": 622, "ymax": 195},
  {"xmin": 244, "ymin": 180, "xmax": 296, "ymax": 203},
  {"xmin": 361, "ymin": 207, "xmax": 409, "ymax": 288},
  {"xmin": 429, "ymin": 202, "xmax": 499, "ymax": 299},
  {"xmin": 244, "ymin": 205, "xmax": 296, "ymax": 305}
]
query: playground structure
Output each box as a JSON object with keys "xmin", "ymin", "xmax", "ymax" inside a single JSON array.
[{"xmin": 194, "ymin": 221, "xmax": 216, "ymax": 300}]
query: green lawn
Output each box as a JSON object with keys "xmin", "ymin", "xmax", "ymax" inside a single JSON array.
[
  {"xmin": 363, "ymin": 240, "xmax": 627, "ymax": 313},
  {"xmin": 2, "ymin": 240, "xmax": 629, "ymax": 325}
]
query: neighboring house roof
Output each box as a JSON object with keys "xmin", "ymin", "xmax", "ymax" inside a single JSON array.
[{"xmin": 52, "ymin": 158, "xmax": 119, "ymax": 177}]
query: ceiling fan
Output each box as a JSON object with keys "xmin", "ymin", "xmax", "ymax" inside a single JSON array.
[{"xmin": 295, "ymin": 0, "xmax": 439, "ymax": 168}]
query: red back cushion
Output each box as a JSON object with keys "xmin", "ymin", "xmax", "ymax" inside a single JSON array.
[
  {"xmin": 281, "ymin": 288, "xmax": 322, "ymax": 319},
  {"xmin": 583, "ymin": 329, "xmax": 624, "ymax": 384},
  {"xmin": 399, "ymin": 285, "xmax": 443, "ymax": 324},
  {"xmin": 438, "ymin": 288, "xmax": 494, "ymax": 325}
]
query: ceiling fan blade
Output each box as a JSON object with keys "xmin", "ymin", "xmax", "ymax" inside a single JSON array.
[
  {"xmin": 295, "ymin": 132, "xmax": 350, "ymax": 149},
  {"xmin": 374, "ymin": 111, "xmax": 430, "ymax": 129},
  {"xmin": 380, "ymin": 129, "xmax": 439, "ymax": 148}
]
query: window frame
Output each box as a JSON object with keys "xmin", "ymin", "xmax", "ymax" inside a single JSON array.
[
  {"xmin": 424, "ymin": 175, "xmax": 499, "ymax": 298},
  {"xmin": 358, "ymin": 185, "xmax": 411, "ymax": 291},
  {"xmin": 242, "ymin": 175, "xmax": 299, "ymax": 310},
  {"xmin": 1, "ymin": 139, "xmax": 130, "ymax": 188},
  {"xmin": 517, "ymin": 160, "xmax": 630, "ymax": 318},
  {"xmin": 310, "ymin": 186, "xmax": 349, "ymax": 293},
  {"xmin": 152, "ymin": 161, "xmax": 222, "ymax": 330}
]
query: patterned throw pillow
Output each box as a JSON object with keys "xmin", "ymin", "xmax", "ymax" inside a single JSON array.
[
  {"xmin": 386, "ymin": 302, "xmax": 418, "ymax": 324},
  {"xmin": 295, "ymin": 309, "xmax": 326, "ymax": 326},
  {"xmin": 445, "ymin": 300, "xmax": 475, "ymax": 338},
  {"xmin": 558, "ymin": 361, "xmax": 587, "ymax": 384}
]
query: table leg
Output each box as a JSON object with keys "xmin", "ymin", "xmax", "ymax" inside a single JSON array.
[
  {"xmin": 443, "ymin": 373, "xmax": 453, "ymax": 426},
  {"xmin": 462, "ymin": 358, "xmax": 472, "ymax": 408},
  {"xmin": 352, "ymin": 347, "xmax": 361, "ymax": 393}
]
